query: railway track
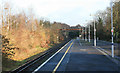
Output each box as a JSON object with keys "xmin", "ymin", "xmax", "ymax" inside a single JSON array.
[{"xmin": 10, "ymin": 40, "xmax": 70, "ymax": 73}]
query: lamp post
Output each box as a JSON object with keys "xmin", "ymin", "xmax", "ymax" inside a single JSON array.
[
  {"xmin": 82, "ymin": 27, "xmax": 84, "ymax": 40},
  {"xmin": 89, "ymin": 25, "xmax": 91, "ymax": 42},
  {"xmin": 94, "ymin": 20, "xmax": 96, "ymax": 46},
  {"xmin": 83, "ymin": 26, "xmax": 86, "ymax": 41},
  {"xmin": 85, "ymin": 27, "xmax": 87, "ymax": 41},
  {"xmin": 110, "ymin": 0, "xmax": 114, "ymax": 58},
  {"xmin": 90, "ymin": 14, "xmax": 96, "ymax": 46},
  {"xmin": 85, "ymin": 20, "xmax": 88, "ymax": 41},
  {"xmin": 83, "ymin": 27, "xmax": 85, "ymax": 41}
]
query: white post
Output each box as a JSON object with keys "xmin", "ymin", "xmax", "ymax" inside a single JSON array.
[
  {"xmin": 83, "ymin": 27, "xmax": 84, "ymax": 40},
  {"xmin": 89, "ymin": 25, "xmax": 90, "ymax": 42},
  {"xmin": 94, "ymin": 20, "xmax": 96, "ymax": 46},
  {"xmin": 110, "ymin": 0, "xmax": 114, "ymax": 57},
  {"xmin": 85, "ymin": 27, "xmax": 87, "ymax": 41},
  {"xmin": 82, "ymin": 27, "xmax": 84, "ymax": 40},
  {"xmin": 81, "ymin": 27, "xmax": 82, "ymax": 39}
]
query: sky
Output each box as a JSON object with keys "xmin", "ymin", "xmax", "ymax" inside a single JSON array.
[{"xmin": 1, "ymin": 0, "xmax": 111, "ymax": 26}]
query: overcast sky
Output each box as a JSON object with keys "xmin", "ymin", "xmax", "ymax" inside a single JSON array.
[{"xmin": 2, "ymin": 0, "xmax": 111, "ymax": 26}]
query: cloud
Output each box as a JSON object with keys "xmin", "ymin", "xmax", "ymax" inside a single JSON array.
[{"xmin": 3, "ymin": 0, "xmax": 111, "ymax": 26}]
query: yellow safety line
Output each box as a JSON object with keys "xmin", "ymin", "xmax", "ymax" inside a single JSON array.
[{"xmin": 52, "ymin": 41, "xmax": 73, "ymax": 73}]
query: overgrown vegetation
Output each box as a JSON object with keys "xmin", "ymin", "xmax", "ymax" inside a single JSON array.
[{"xmin": 1, "ymin": 2, "xmax": 73, "ymax": 71}]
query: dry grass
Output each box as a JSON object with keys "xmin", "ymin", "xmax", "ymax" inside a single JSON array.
[{"xmin": 12, "ymin": 47, "xmax": 47, "ymax": 61}]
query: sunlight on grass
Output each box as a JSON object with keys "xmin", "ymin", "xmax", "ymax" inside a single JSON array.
[{"xmin": 2, "ymin": 47, "xmax": 48, "ymax": 71}]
